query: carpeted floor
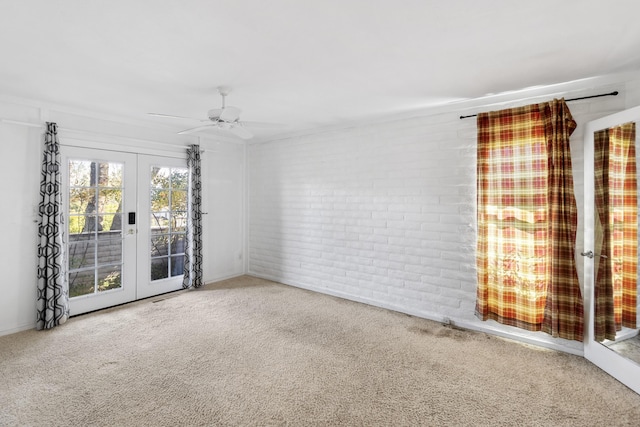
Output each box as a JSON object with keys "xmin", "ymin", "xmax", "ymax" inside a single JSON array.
[{"xmin": 1, "ymin": 275, "xmax": 640, "ymax": 426}]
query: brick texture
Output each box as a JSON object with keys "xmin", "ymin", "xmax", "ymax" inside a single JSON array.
[{"xmin": 248, "ymin": 78, "xmax": 640, "ymax": 343}]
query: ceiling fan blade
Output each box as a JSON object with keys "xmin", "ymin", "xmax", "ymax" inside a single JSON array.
[
  {"xmin": 148, "ymin": 112, "xmax": 204, "ymax": 121},
  {"xmin": 178, "ymin": 124, "xmax": 216, "ymax": 135},
  {"xmin": 229, "ymin": 125, "xmax": 253, "ymax": 140},
  {"xmin": 219, "ymin": 106, "xmax": 242, "ymax": 122},
  {"xmin": 241, "ymin": 121, "xmax": 284, "ymax": 129}
]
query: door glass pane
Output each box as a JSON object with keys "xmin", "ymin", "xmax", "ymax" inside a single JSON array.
[
  {"xmin": 170, "ymin": 255, "xmax": 184, "ymax": 277},
  {"xmin": 150, "ymin": 189, "xmax": 170, "ymax": 212},
  {"xmin": 171, "ymin": 169, "xmax": 188, "ymax": 189},
  {"xmin": 98, "ymin": 189, "xmax": 122, "ymax": 213},
  {"xmin": 151, "ymin": 219, "xmax": 168, "ymax": 234},
  {"xmin": 102, "ymin": 163, "xmax": 123, "ymax": 187},
  {"xmin": 69, "ymin": 215, "xmax": 86, "ymax": 235},
  {"xmin": 172, "ymin": 213, "xmax": 187, "ymax": 231},
  {"xmin": 83, "ymin": 215, "xmax": 99, "ymax": 233},
  {"xmin": 171, "ymin": 190, "xmax": 187, "ymax": 211},
  {"xmin": 69, "ymin": 270, "xmax": 95, "ymax": 298},
  {"xmin": 68, "ymin": 158, "xmax": 125, "ymax": 298},
  {"xmin": 100, "ymin": 214, "xmax": 122, "ymax": 232},
  {"xmin": 151, "ymin": 166, "xmax": 171, "ymax": 188},
  {"xmin": 69, "ymin": 160, "xmax": 92, "ymax": 186},
  {"xmin": 97, "ymin": 236, "xmax": 122, "ymax": 265},
  {"xmin": 69, "ymin": 188, "xmax": 95, "ymax": 214},
  {"xmin": 170, "ymin": 234, "xmax": 185, "ymax": 255},
  {"xmin": 149, "ymin": 165, "xmax": 188, "ymax": 282},
  {"xmin": 97, "ymin": 265, "xmax": 122, "ymax": 292},
  {"xmin": 68, "ymin": 241, "xmax": 96, "ymax": 270},
  {"xmin": 151, "ymin": 235, "xmax": 169, "ymax": 257},
  {"xmin": 151, "ymin": 258, "xmax": 169, "ymax": 281}
]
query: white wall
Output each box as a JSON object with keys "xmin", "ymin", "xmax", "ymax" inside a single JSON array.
[
  {"xmin": 0, "ymin": 98, "xmax": 245, "ymax": 336},
  {"xmin": 0, "ymin": 122, "xmax": 41, "ymax": 336},
  {"xmin": 205, "ymin": 140, "xmax": 245, "ymax": 279},
  {"xmin": 248, "ymin": 72, "xmax": 640, "ymax": 354}
]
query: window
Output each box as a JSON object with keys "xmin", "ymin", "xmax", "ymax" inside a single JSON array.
[{"xmin": 476, "ymin": 99, "xmax": 583, "ymax": 341}]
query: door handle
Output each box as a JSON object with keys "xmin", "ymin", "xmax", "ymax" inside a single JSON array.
[
  {"xmin": 580, "ymin": 250, "xmax": 608, "ymax": 259},
  {"xmin": 127, "ymin": 229, "xmax": 136, "ymax": 235}
]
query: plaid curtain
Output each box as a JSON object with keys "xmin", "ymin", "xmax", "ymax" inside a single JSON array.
[
  {"xmin": 539, "ymin": 100, "xmax": 582, "ymax": 340},
  {"xmin": 476, "ymin": 99, "xmax": 583, "ymax": 341},
  {"xmin": 182, "ymin": 144, "xmax": 203, "ymax": 289},
  {"xmin": 593, "ymin": 123, "xmax": 637, "ymax": 341}
]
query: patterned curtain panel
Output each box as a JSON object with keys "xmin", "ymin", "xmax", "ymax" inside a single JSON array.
[
  {"xmin": 593, "ymin": 127, "xmax": 613, "ymax": 341},
  {"xmin": 36, "ymin": 122, "xmax": 70, "ymax": 330},
  {"xmin": 476, "ymin": 99, "xmax": 583, "ymax": 341},
  {"xmin": 611, "ymin": 124, "xmax": 637, "ymax": 332},
  {"xmin": 539, "ymin": 99, "xmax": 582, "ymax": 341},
  {"xmin": 593, "ymin": 123, "xmax": 637, "ymax": 341},
  {"xmin": 182, "ymin": 144, "xmax": 203, "ymax": 289}
]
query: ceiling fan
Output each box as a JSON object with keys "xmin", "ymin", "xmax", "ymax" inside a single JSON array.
[{"xmin": 149, "ymin": 87, "xmax": 257, "ymax": 139}]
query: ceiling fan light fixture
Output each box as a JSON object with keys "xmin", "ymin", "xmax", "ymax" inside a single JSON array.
[{"xmin": 208, "ymin": 108, "xmax": 223, "ymax": 120}]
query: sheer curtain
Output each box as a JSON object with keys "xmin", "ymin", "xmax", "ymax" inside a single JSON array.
[
  {"xmin": 182, "ymin": 144, "xmax": 203, "ymax": 289},
  {"xmin": 476, "ymin": 99, "xmax": 583, "ymax": 341},
  {"xmin": 36, "ymin": 122, "xmax": 70, "ymax": 329}
]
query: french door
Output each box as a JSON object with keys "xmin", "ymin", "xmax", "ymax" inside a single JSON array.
[
  {"xmin": 137, "ymin": 155, "xmax": 189, "ymax": 299},
  {"xmin": 62, "ymin": 147, "xmax": 188, "ymax": 315},
  {"xmin": 584, "ymin": 106, "xmax": 640, "ymax": 395}
]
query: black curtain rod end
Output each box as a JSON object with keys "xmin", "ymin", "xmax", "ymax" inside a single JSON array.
[{"xmin": 458, "ymin": 90, "xmax": 619, "ymax": 119}]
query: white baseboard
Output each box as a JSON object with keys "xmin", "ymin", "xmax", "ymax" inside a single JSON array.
[{"xmin": 0, "ymin": 322, "xmax": 35, "ymax": 337}]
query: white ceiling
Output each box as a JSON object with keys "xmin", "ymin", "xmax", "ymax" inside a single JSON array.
[{"xmin": 1, "ymin": 0, "xmax": 640, "ymax": 141}]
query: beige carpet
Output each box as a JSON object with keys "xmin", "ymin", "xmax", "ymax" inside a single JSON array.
[{"xmin": 1, "ymin": 275, "xmax": 640, "ymax": 426}]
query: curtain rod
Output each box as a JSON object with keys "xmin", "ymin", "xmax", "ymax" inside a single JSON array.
[
  {"xmin": 0, "ymin": 118, "xmax": 209, "ymax": 152},
  {"xmin": 459, "ymin": 90, "xmax": 619, "ymax": 120}
]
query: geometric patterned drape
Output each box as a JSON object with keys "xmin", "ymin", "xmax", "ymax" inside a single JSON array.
[
  {"xmin": 182, "ymin": 144, "xmax": 203, "ymax": 289},
  {"xmin": 593, "ymin": 122, "xmax": 637, "ymax": 341},
  {"xmin": 36, "ymin": 122, "xmax": 70, "ymax": 329},
  {"xmin": 476, "ymin": 99, "xmax": 583, "ymax": 341}
]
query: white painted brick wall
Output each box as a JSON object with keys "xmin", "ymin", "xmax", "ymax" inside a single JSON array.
[{"xmin": 248, "ymin": 74, "xmax": 640, "ymax": 350}]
